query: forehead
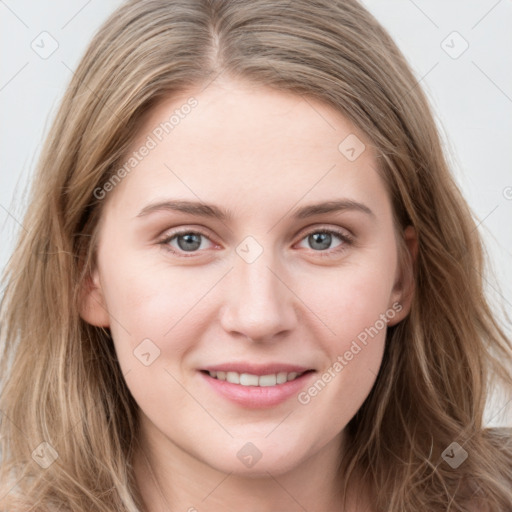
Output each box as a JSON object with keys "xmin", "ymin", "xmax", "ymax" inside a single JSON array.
[{"xmin": 104, "ymin": 79, "xmax": 390, "ymax": 222}]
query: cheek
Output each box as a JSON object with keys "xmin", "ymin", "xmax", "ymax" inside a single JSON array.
[
  {"xmin": 100, "ymin": 256, "xmax": 222, "ymax": 364},
  {"xmin": 298, "ymin": 258, "xmax": 396, "ymax": 348},
  {"xmin": 296, "ymin": 266, "xmax": 392, "ymax": 429},
  {"xmin": 100, "ymin": 262, "xmax": 211, "ymax": 412},
  {"xmin": 293, "ymin": 253, "xmax": 396, "ymax": 411}
]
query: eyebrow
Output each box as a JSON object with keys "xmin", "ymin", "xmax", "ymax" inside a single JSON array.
[
  {"xmin": 136, "ymin": 200, "xmax": 230, "ymax": 220},
  {"xmin": 136, "ymin": 199, "xmax": 375, "ymax": 220},
  {"xmin": 291, "ymin": 199, "xmax": 374, "ymax": 219}
]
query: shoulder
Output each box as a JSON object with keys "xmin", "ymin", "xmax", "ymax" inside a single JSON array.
[
  {"xmin": 484, "ymin": 426, "xmax": 512, "ymax": 441},
  {"xmin": 468, "ymin": 427, "xmax": 512, "ymax": 512},
  {"xmin": 483, "ymin": 426, "xmax": 512, "ymax": 459}
]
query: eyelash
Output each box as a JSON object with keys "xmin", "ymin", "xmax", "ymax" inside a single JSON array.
[{"xmin": 158, "ymin": 226, "xmax": 354, "ymax": 259}]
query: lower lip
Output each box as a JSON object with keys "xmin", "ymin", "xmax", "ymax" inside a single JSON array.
[{"xmin": 199, "ymin": 371, "xmax": 315, "ymax": 408}]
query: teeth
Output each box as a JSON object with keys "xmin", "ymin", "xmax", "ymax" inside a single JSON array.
[
  {"xmin": 226, "ymin": 371, "xmax": 240, "ymax": 384},
  {"xmin": 258, "ymin": 374, "xmax": 277, "ymax": 387},
  {"xmin": 276, "ymin": 372, "xmax": 288, "ymax": 384},
  {"xmin": 208, "ymin": 370, "xmax": 305, "ymax": 386},
  {"xmin": 240, "ymin": 373, "xmax": 259, "ymax": 386}
]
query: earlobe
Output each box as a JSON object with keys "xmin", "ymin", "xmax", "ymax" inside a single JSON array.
[
  {"xmin": 387, "ymin": 225, "xmax": 417, "ymax": 326},
  {"xmin": 78, "ymin": 269, "xmax": 111, "ymax": 327}
]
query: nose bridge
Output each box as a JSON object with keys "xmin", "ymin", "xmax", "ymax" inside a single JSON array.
[
  {"xmin": 238, "ymin": 253, "xmax": 280, "ymax": 306},
  {"xmin": 220, "ymin": 241, "xmax": 296, "ymax": 341}
]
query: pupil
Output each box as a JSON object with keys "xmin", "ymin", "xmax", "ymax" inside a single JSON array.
[
  {"xmin": 309, "ymin": 232, "xmax": 331, "ymax": 250},
  {"xmin": 177, "ymin": 233, "xmax": 201, "ymax": 251}
]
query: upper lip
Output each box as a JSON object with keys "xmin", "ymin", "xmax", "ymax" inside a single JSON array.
[{"xmin": 201, "ymin": 363, "xmax": 314, "ymax": 376}]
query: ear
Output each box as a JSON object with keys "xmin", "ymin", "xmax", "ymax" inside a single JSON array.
[
  {"xmin": 78, "ymin": 267, "xmax": 111, "ymax": 327},
  {"xmin": 387, "ymin": 225, "xmax": 417, "ymax": 326}
]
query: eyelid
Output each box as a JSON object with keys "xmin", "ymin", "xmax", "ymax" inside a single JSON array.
[{"xmin": 295, "ymin": 223, "xmax": 354, "ymax": 242}]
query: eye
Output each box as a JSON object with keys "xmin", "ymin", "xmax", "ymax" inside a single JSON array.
[
  {"xmin": 159, "ymin": 230, "xmax": 215, "ymax": 255},
  {"xmin": 158, "ymin": 226, "xmax": 354, "ymax": 258},
  {"xmin": 296, "ymin": 228, "xmax": 353, "ymax": 255}
]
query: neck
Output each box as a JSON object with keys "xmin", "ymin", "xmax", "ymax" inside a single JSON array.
[{"xmin": 132, "ymin": 417, "xmax": 373, "ymax": 512}]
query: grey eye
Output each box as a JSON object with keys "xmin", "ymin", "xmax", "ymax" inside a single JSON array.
[
  {"xmin": 308, "ymin": 232, "xmax": 332, "ymax": 250},
  {"xmin": 306, "ymin": 231, "xmax": 345, "ymax": 251},
  {"xmin": 176, "ymin": 233, "xmax": 203, "ymax": 251}
]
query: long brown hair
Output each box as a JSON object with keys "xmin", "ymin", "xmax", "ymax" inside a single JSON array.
[{"xmin": 1, "ymin": 0, "xmax": 511, "ymax": 510}]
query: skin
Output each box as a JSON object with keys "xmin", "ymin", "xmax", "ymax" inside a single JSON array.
[{"xmin": 80, "ymin": 78, "xmax": 417, "ymax": 512}]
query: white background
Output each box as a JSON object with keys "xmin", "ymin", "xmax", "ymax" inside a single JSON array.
[{"xmin": 1, "ymin": 1, "xmax": 511, "ymax": 425}]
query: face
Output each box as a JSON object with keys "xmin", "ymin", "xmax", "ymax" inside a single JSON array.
[{"xmin": 80, "ymin": 78, "xmax": 415, "ymax": 477}]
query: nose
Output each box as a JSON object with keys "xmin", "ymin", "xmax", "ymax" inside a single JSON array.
[{"xmin": 219, "ymin": 248, "xmax": 298, "ymax": 343}]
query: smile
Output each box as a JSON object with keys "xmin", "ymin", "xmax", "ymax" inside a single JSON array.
[
  {"xmin": 199, "ymin": 366, "xmax": 316, "ymax": 408},
  {"xmin": 203, "ymin": 370, "xmax": 311, "ymax": 387}
]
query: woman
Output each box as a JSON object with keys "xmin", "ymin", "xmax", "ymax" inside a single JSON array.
[{"xmin": 1, "ymin": 0, "xmax": 511, "ymax": 510}]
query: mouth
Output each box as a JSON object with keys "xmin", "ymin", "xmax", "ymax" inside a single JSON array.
[
  {"xmin": 198, "ymin": 364, "xmax": 317, "ymax": 408},
  {"xmin": 199, "ymin": 369, "xmax": 314, "ymax": 387}
]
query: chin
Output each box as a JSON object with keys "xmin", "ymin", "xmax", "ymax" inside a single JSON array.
[{"xmin": 203, "ymin": 442, "xmax": 309, "ymax": 477}]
